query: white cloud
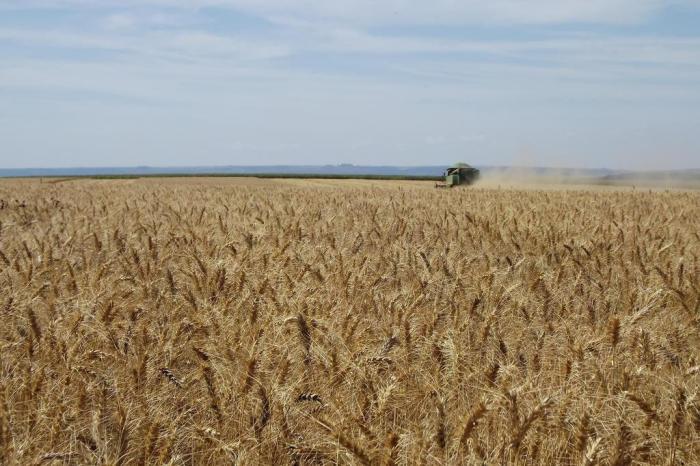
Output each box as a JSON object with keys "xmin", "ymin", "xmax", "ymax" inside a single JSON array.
[{"xmin": 3, "ymin": 21, "xmax": 699, "ymax": 71}]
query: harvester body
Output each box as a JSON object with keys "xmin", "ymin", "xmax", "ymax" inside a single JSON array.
[{"xmin": 436, "ymin": 163, "xmax": 479, "ymax": 188}]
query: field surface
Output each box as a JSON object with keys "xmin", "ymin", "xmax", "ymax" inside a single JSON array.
[{"xmin": 0, "ymin": 178, "xmax": 698, "ymax": 465}]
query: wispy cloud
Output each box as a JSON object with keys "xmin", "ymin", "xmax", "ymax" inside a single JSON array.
[
  {"xmin": 3, "ymin": 0, "xmax": 699, "ymax": 24},
  {"xmin": 0, "ymin": 27, "xmax": 291, "ymax": 61},
  {"xmin": 101, "ymin": 12, "xmax": 188, "ymax": 30},
  {"xmin": 0, "ymin": 0, "xmax": 698, "ymax": 169}
]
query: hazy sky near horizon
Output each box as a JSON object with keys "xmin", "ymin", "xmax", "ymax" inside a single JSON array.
[{"xmin": 1, "ymin": 1, "xmax": 699, "ymax": 170}]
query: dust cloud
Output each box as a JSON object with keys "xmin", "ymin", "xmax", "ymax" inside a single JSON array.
[{"xmin": 473, "ymin": 166, "xmax": 700, "ymax": 190}]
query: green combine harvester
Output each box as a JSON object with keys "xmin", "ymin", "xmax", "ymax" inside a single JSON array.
[{"xmin": 435, "ymin": 162, "xmax": 480, "ymax": 188}]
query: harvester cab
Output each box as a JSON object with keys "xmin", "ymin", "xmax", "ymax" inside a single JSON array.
[{"xmin": 435, "ymin": 163, "xmax": 480, "ymax": 188}]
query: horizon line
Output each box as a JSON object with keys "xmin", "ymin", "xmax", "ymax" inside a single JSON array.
[{"xmin": 1, "ymin": 164, "xmax": 698, "ymax": 173}]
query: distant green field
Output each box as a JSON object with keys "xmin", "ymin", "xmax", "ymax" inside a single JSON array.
[{"xmin": 37, "ymin": 173, "xmax": 444, "ymax": 182}]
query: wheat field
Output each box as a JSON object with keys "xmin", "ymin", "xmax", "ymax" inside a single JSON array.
[{"xmin": 0, "ymin": 178, "xmax": 698, "ymax": 465}]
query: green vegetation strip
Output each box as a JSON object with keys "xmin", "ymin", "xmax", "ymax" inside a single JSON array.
[{"xmin": 28, "ymin": 173, "xmax": 444, "ymax": 181}]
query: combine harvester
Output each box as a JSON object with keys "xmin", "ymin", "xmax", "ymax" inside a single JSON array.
[{"xmin": 435, "ymin": 162, "xmax": 480, "ymax": 188}]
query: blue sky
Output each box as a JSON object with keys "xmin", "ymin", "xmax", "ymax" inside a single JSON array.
[{"xmin": 1, "ymin": 1, "xmax": 699, "ymax": 169}]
